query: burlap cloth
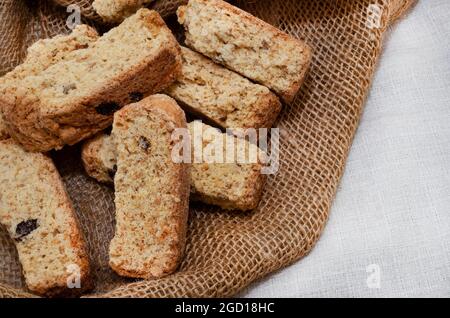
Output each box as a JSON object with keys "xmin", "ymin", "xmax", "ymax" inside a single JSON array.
[{"xmin": 0, "ymin": 0, "xmax": 416, "ymax": 298}]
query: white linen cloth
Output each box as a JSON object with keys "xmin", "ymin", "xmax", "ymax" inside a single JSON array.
[{"xmin": 242, "ymin": 0, "xmax": 450, "ymax": 298}]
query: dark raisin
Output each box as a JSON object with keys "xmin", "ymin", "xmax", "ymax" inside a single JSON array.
[
  {"xmin": 129, "ymin": 92, "xmax": 144, "ymax": 103},
  {"xmin": 138, "ymin": 136, "xmax": 150, "ymax": 151},
  {"xmin": 15, "ymin": 219, "xmax": 39, "ymax": 241},
  {"xmin": 108, "ymin": 164, "xmax": 117, "ymax": 180},
  {"xmin": 95, "ymin": 102, "xmax": 120, "ymax": 116},
  {"xmin": 75, "ymin": 43, "xmax": 89, "ymax": 49},
  {"xmin": 62, "ymin": 83, "xmax": 77, "ymax": 94},
  {"xmin": 261, "ymin": 40, "xmax": 270, "ymax": 50},
  {"xmin": 104, "ymin": 126, "xmax": 113, "ymax": 135},
  {"xmin": 219, "ymin": 115, "xmax": 228, "ymax": 122}
]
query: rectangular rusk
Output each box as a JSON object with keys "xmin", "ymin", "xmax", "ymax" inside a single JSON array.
[
  {"xmin": 165, "ymin": 47, "xmax": 282, "ymax": 132},
  {"xmin": 0, "ymin": 140, "xmax": 92, "ymax": 297},
  {"xmin": 177, "ymin": 0, "xmax": 312, "ymax": 103},
  {"xmin": 109, "ymin": 95, "xmax": 190, "ymax": 279},
  {"xmin": 0, "ymin": 24, "xmax": 100, "ymax": 141},
  {"xmin": 0, "ymin": 9, "xmax": 181, "ymax": 152}
]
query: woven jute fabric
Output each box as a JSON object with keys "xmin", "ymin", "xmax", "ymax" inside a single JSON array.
[{"xmin": 0, "ymin": 0, "xmax": 415, "ymax": 298}]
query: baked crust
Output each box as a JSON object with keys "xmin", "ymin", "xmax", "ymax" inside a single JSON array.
[
  {"xmin": 81, "ymin": 133, "xmax": 116, "ymax": 184},
  {"xmin": 166, "ymin": 47, "xmax": 282, "ymax": 132},
  {"xmin": 0, "ymin": 25, "xmax": 100, "ymax": 144},
  {"xmin": 93, "ymin": 0, "xmax": 155, "ymax": 23},
  {"xmin": 178, "ymin": 0, "xmax": 312, "ymax": 103},
  {"xmin": 1, "ymin": 9, "xmax": 182, "ymax": 152},
  {"xmin": 0, "ymin": 115, "xmax": 9, "ymax": 140},
  {"xmin": 109, "ymin": 94, "xmax": 189, "ymax": 279},
  {"xmin": 0, "ymin": 139, "xmax": 92, "ymax": 297}
]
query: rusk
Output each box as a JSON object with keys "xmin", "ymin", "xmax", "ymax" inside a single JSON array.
[
  {"xmin": 177, "ymin": 0, "xmax": 312, "ymax": 103},
  {"xmin": 165, "ymin": 47, "xmax": 281, "ymax": 132},
  {"xmin": 81, "ymin": 132, "xmax": 117, "ymax": 184},
  {"xmin": 0, "ymin": 25, "xmax": 100, "ymax": 141},
  {"xmin": 109, "ymin": 95, "xmax": 190, "ymax": 278},
  {"xmin": 0, "ymin": 140, "xmax": 91, "ymax": 297},
  {"xmin": 93, "ymin": 0, "xmax": 154, "ymax": 23},
  {"xmin": 188, "ymin": 121, "xmax": 266, "ymax": 211},
  {"xmin": 1, "ymin": 9, "xmax": 182, "ymax": 152}
]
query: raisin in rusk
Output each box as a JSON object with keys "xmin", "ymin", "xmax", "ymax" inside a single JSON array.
[
  {"xmin": 109, "ymin": 95, "xmax": 190, "ymax": 279},
  {"xmin": 82, "ymin": 122, "xmax": 267, "ymax": 211},
  {"xmin": 1, "ymin": 9, "xmax": 181, "ymax": 152},
  {"xmin": 0, "ymin": 140, "xmax": 92, "ymax": 297}
]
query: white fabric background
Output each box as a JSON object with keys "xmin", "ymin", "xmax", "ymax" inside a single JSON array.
[{"xmin": 242, "ymin": 0, "xmax": 450, "ymax": 298}]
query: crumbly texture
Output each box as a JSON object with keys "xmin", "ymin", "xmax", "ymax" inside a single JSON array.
[
  {"xmin": 165, "ymin": 47, "xmax": 281, "ymax": 132},
  {"xmin": 81, "ymin": 132, "xmax": 117, "ymax": 184},
  {"xmin": 0, "ymin": 140, "xmax": 92, "ymax": 297},
  {"xmin": 1, "ymin": 9, "xmax": 182, "ymax": 152},
  {"xmin": 82, "ymin": 122, "xmax": 266, "ymax": 211},
  {"xmin": 0, "ymin": 114, "xmax": 9, "ymax": 140},
  {"xmin": 177, "ymin": 0, "xmax": 312, "ymax": 103},
  {"xmin": 109, "ymin": 95, "xmax": 190, "ymax": 279},
  {"xmin": 0, "ymin": 25, "xmax": 99, "ymax": 85},
  {"xmin": 188, "ymin": 121, "xmax": 266, "ymax": 211},
  {"xmin": 93, "ymin": 0, "xmax": 154, "ymax": 23},
  {"xmin": 0, "ymin": 25, "xmax": 100, "ymax": 141}
]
